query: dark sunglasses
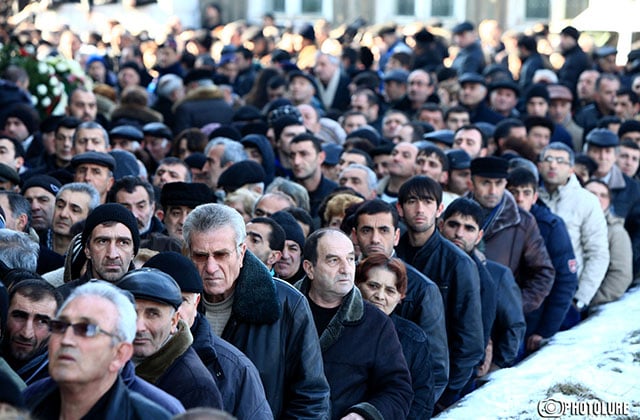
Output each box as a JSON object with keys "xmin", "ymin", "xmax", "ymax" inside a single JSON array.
[{"xmin": 49, "ymin": 320, "xmax": 120, "ymax": 341}]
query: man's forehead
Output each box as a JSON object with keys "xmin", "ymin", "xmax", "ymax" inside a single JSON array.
[
  {"xmin": 445, "ymin": 212, "xmax": 480, "ymax": 228},
  {"xmin": 357, "ymin": 211, "xmax": 394, "ymax": 225}
]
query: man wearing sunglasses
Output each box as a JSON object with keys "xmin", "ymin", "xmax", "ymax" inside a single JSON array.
[{"xmin": 25, "ymin": 281, "xmax": 172, "ymax": 419}]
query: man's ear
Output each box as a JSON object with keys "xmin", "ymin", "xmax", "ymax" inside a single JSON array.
[
  {"xmin": 16, "ymin": 213, "xmax": 28, "ymax": 232},
  {"xmin": 302, "ymin": 259, "xmax": 314, "ymax": 279},
  {"xmin": 110, "ymin": 342, "xmax": 133, "ymax": 373},
  {"xmin": 266, "ymin": 250, "xmax": 282, "ymax": 267},
  {"xmin": 155, "ymin": 208, "xmax": 164, "ymax": 222}
]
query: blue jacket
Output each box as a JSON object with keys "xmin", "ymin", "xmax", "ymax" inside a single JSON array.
[
  {"xmin": 486, "ymin": 260, "xmax": 526, "ymax": 367},
  {"xmin": 397, "ymin": 230, "xmax": 485, "ymax": 401},
  {"xmin": 471, "ymin": 252, "xmax": 498, "ymax": 349},
  {"xmin": 26, "ymin": 376, "xmax": 171, "ymax": 420},
  {"xmin": 297, "ymin": 279, "xmax": 413, "ymax": 420},
  {"xmin": 391, "ymin": 314, "xmax": 435, "ymax": 420},
  {"xmin": 394, "ymin": 263, "xmax": 449, "ymax": 402},
  {"xmin": 451, "ymin": 40, "xmax": 485, "ymax": 75},
  {"xmin": 191, "ymin": 313, "xmax": 273, "ymax": 419},
  {"xmin": 526, "ymin": 203, "xmax": 578, "ymax": 338}
]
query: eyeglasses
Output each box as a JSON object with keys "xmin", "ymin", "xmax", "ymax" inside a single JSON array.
[
  {"xmin": 49, "ymin": 319, "xmax": 120, "ymax": 341},
  {"xmin": 541, "ymin": 156, "xmax": 571, "ymax": 165}
]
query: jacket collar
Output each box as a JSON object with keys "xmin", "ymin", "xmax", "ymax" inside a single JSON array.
[
  {"xmin": 476, "ymin": 190, "xmax": 521, "ymax": 239},
  {"xmin": 135, "ymin": 319, "xmax": 193, "ymax": 384},
  {"xmin": 296, "ymin": 277, "xmax": 364, "ymax": 351},
  {"xmin": 231, "ymin": 250, "xmax": 281, "ymax": 325},
  {"xmin": 604, "ymin": 164, "xmax": 626, "ymax": 190}
]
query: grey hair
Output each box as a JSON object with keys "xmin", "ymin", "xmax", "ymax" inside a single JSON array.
[
  {"xmin": 204, "ymin": 138, "xmax": 247, "ymax": 167},
  {"xmin": 156, "ymin": 74, "xmax": 184, "ymax": 99},
  {"xmin": 57, "ymin": 182, "xmax": 101, "ymax": 212},
  {"xmin": 60, "ymin": 281, "xmax": 136, "ymax": 343},
  {"xmin": 0, "ymin": 191, "xmax": 32, "ymax": 232},
  {"xmin": 73, "ymin": 121, "xmax": 110, "ymax": 147},
  {"xmin": 183, "ymin": 203, "xmax": 246, "ymax": 250},
  {"xmin": 0, "ymin": 229, "xmax": 39, "ymax": 272},
  {"xmin": 266, "ymin": 177, "xmax": 311, "ymax": 212},
  {"xmin": 316, "ymin": 51, "xmax": 340, "ymax": 66},
  {"xmin": 340, "ymin": 163, "xmax": 377, "ymax": 194},
  {"xmin": 540, "ymin": 142, "xmax": 575, "ymax": 166}
]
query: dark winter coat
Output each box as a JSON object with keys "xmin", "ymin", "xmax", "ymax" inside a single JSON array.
[
  {"xmin": 296, "ymin": 279, "xmax": 413, "ymax": 420},
  {"xmin": 486, "ymin": 260, "xmax": 526, "ymax": 367},
  {"xmin": 391, "ymin": 314, "xmax": 435, "ymax": 419},
  {"xmin": 191, "ymin": 313, "xmax": 273, "ymax": 419},
  {"xmin": 26, "ymin": 376, "xmax": 171, "ymax": 420},
  {"xmin": 471, "ymin": 251, "xmax": 498, "ymax": 348},
  {"xmin": 135, "ymin": 320, "xmax": 223, "ymax": 410},
  {"xmin": 215, "ymin": 250, "xmax": 330, "ymax": 419},
  {"xmin": 558, "ymin": 44, "xmax": 591, "ymax": 95},
  {"xmin": 394, "ymin": 263, "xmax": 449, "ymax": 402},
  {"xmin": 173, "ymin": 86, "xmax": 234, "ymax": 133},
  {"xmin": 451, "ymin": 40, "xmax": 485, "ymax": 75},
  {"xmin": 526, "ymin": 202, "xmax": 578, "ymax": 339},
  {"xmin": 477, "ymin": 191, "xmax": 555, "ymax": 314},
  {"xmin": 396, "ymin": 229, "xmax": 485, "ymax": 399}
]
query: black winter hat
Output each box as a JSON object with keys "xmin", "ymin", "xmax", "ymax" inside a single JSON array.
[
  {"xmin": 6, "ymin": 103, "xmax": 40, "ymax": 134},
  {"xmin": 109, "ymin": 150, "xmax": 140, "ymax": 180},
  {"xmin": 470, "ymin": 156, "xmax": 509, "ymax": 179},
  {"xmin": 22, "ymin": 175, "xmax": 62, "ymax": 196},
  {"xmin": 144, "ymin": 251, "xmax": 203, "ymax": 294},
  {"xmin": 525, "ymin": 83, "xmax": 550, "ymax": 103},
  {"xmin": 160, "ymin": 182, "xmax": 215, "ymax": 209},
  {"xmin": 217, "ymin": 160, "xmax": 266, "ymax": 193},
  {"xmin": 271, "ymin": 210, "xmax": 305, "ymax": 248},
  {"xmin": 117, "ymin": 268, "xmax": 183, "ymax": 310},
  {"xmin": 83, "ymin": 203, "xmax": 140, "ymax": 254}
]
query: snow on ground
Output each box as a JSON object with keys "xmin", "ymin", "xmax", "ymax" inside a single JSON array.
[{"xmin": 437, "ymin": 286, "xmax": 640, "ymax": 419}]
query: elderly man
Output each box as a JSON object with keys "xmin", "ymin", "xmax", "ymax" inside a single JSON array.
[
  {"xmin": 4, "ymin": 279, "xmax": 62, "ymax": 385},
  {"xmin": 297, "ymin": 228, "xmax": 413, "ymax": 419},
  {"xmin": 202, "ymin": 137, "xmax": 247, "ymax": 190},
  {"xmin": 117, "ymin": 268, "xmax": 223, "ymax": 409},
  {"xmin": 71, "ymin": 151, "xmax": 116, "ymax": 204},
  {"xmin": 338, "ymin": 163, "xmax": 378, "ymax": 199},
  {"xmin": 144, "ymin": 252, "xmax": 272, "ymax": 419},
  {"xmin": 314, "ymin": 52, "xmax": 350, "ymax": 112},
  {"xmin": 183, "ymin": 203, "xmax": 330, "ymax": 418},
  {"xmin": 25, "ymin": 281, "xmax": 172, "ymax": 419},
  {"xmin": 73, "ymin": 121, "xmax": 110, "ymax": 155}
]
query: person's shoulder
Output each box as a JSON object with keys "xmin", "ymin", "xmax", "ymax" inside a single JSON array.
[
  {"xmin": 212, "ymin": 333, "xmax": 260, "ymax": 369},
  {"xmin": 391, "ymin": 314, "xmax": 428, "ymax": 343},
  {"xmin": 128, "ymin": 389, "xmax": 173, "ymax": 419}
]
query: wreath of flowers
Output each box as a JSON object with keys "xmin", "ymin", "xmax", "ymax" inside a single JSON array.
[{"xmin": 0, "ymin": 42, "xmax": 92, "ymax": 119}]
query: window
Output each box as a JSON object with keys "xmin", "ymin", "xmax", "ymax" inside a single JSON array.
[
  {"xmin": 301, "ymin": 0, "xmax": 322, "ymax": 13},
  {"xmin": 272, "ymin": 0, "xmax": 285, "ymax": 12},
  {"xmin": 565, "ymin": 0, "xmax": 588, "ymax": 19},
  {"xmin": 396, "ymin": 0, "xmax": 415, "ymax": 16},
  {"xmin": 525, "ymin": 0, "xmax": 550, "ymax": 19},
  {"xmin": 431, "ymin": 0, "xmax": 453, "ymax": 17}
]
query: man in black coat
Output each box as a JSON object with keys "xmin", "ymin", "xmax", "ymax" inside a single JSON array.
[
  {"xmin": 395, "ymin": 176, "xmax": 484, "ymax": 411},
  {"xmin": 350, "ymin": 199, "xmax": 449, "ymax": 402},
  {"xmin": 183, "ymin": 203, "xmax": 330, "ymax": 419},
  {"xmin": 298, "ymin": 228, "xmax": 413, "ymax": 420},
  {"xmin": 117, "ymin": 268, "xmax": 223, "ymax": 410},
  {"xmin": 557, "ymin": 26, "xmax": 591, "ymax": 96}
]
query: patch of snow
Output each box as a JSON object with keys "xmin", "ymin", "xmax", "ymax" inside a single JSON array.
[{"xmin": 437, "ymin": 286, "xmax": 640, "ymax": 419}]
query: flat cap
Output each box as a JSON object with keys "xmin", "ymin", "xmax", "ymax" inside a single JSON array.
[
  {"xmin": 346, "ymin": 128, "xmax": 381, "ymax": 146},
  {"xmin": 489, "ymin": 79, "xmax": 520, "ymax": 96},
  {"xmin": 423, "ymin": 129, "xmax": 455, "ymax": 147},
  {"xmin": 0, "ymin": 163, "xmax": 20, "ymax": 185},
  {"xmin": 71, "ymin": 151, "xmax": 116, "ymax": 171},
  {"xmin": 458, "ymin": 72, "xmax": 485, "ymax": 86},
  {"xmin": 382, "ymin": 69, "xmax": 409, "ymax": 84},
  {"xmin": 142, "ymin": 122, "xmax": 172, "ymax": 139},
  {"xmin": 117, "ymin": 268, "xmax": 183, "ymax": 310},
  {"xmin": 452, "ymin": 21, "xmax": 474, "ymax": 34},
  {"xmin": 160, "ymin": 182, "xmax": 215, "ymax": 209},
  {"xmin": 585, "ymin": 128, "xmax": 619, "ymax": 147},
  {"xmin": 322, "ymin": 143, "xmax": 343, "ymax": 166},
  {"xmin": 446, "ymin": 149, "xmax": 471, "ymax": 170},
  {"xmin": 594, "ymin": 46, "xmax": 617, "ymax": 58},
  {"xmin": 217, "ymin": 160, "xmax": 266, "ymax": 193},
  {"xmin": 288, "ymin": 70, "xmax": 317, "ymax": 91},
  {"xmin": 470, "ymin": 156, "xmax": 509, "ymax": 178},
  {"xmin": 110, "ymin": 125, "xmax": 144, "ymax": 142},
  {"xmin": 547, "ymin": 84, "xmax": 573, "ymax": 102},
  {"xmin": 144, "ymin": 252, "xmax": 203, "ymax": 294}
]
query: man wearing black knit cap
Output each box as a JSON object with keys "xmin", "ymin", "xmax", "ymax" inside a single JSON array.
[
  {"xmin": 144, "ymin": 252, "xmax": 272, "ymax": 419},
  {"xmin": 22, "ymin": 174, "xmax": 61, "ymax": 237},
  {"xmin": 3, "ymin": 103, "xmax": 41, "ymax": 159},
  {"xmin": 271, "ymin": 210, "xmax": 306, "ymax": 284}
]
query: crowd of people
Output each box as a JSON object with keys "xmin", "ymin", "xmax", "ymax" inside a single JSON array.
[{"xmin": 0, "ymin": 7, "xmax": 639, "ymax": 419}]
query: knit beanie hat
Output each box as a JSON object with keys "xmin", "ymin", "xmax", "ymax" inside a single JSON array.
[
  {"xmin": 271, "ymin": 210, "xmax": 305, "ymax": 248},
  {"xmin": 22, "ymin": 175, "xmax": 62, "ymax": 196},
  {"xmin": 144, "ymin": 251, "xmax": 203, "ymax": 294},
  {"xmin": 525, "ymin": 83, "xmax": 550, "ymax": 104},
  {"xmin": 82, "ymin": 203, "xmax": 140, "ymax": 254}
]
